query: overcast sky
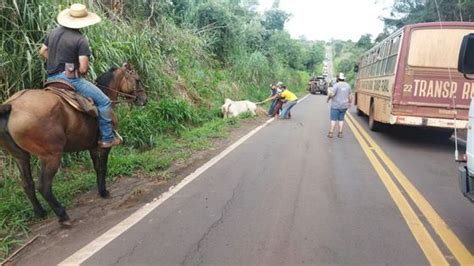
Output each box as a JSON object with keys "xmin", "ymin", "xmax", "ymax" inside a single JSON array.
[{"xmin": 258, "ymin": 0, "xmax": 394, "ymax": 41}]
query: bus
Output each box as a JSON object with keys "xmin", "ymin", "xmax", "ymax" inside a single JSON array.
[{"xmin": 354, "ymin": 22, "xmax": 474, "ymax": 133}]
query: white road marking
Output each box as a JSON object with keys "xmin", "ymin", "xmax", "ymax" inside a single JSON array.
[{"xmin": 60, "ymin": 94, "xmax": 311, "ymax": 265}]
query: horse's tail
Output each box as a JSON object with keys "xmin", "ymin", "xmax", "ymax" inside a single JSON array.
[
  {"xmin": 0, "ymin": 104, "xmax": 28, "ymax": 158},
  {"xmin": 0, "ymin": 104, "xmax": 28, "ymax": 159},
  {"xmin": 0, "ymin": 104, "xmax": 12, "ymax": 131},
  {"xmin": 0, "ymin": 104, "xmax": 12, "ymax": 137},
  {"xmin": 0, "ymin": 104, "xmax": 11, "ymax": 113}
]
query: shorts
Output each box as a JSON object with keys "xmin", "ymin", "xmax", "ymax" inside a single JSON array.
[{"xmin": 330, "ymin": 108, "xmax": 347, "ymax": 121}]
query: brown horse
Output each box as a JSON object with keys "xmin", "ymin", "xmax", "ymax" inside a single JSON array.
[{"xmin": 0, "ymin": 63, "xmax": 146, "ymax": 225}]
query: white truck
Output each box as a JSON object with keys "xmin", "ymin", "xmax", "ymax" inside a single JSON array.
[{"xmin": 457, "ymin": 33, "xmax": 474, "ymax": 202}]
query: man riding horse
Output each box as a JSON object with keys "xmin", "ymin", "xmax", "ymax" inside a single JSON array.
[
  {"xmin": 0, "ymin": 3, "xmax": 146, "ymax": 224},
  {"xmin": 39, "ymin": 3, "xmax": 121, "ymax": 148}
]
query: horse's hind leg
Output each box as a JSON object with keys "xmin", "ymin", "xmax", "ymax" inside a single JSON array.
[
  {"xmin": 16, "ymin": 155, "xmax": 47, "ymax": 218},
  {"xmin": 37, "ymin": 154, "xmax": 69, "ymax": 223},
  {"xmin": 89, "ymin": 148, "xmax": 111, "ymax": 198},
  {"xmin": 0, "ymin": 116, "xmax": 46, "ymax": 218}
]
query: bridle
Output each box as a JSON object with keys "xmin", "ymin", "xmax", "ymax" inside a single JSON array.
[
  {"xmin": 97, "ymin": 68, "xmax": 145, "ymax": 104},
  {"xmin": 104, "ymin": 86, "xmax": 145, "ymax": 104}
]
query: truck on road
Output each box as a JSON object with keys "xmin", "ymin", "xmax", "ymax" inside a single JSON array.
[{"xmin": 308, "ymin": 76, "xmax": 328, "ymax": 95}]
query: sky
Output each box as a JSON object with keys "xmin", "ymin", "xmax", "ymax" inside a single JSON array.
[{"xmin": 258, "ymin": 0, "xmax": 394, "ymax": 42}]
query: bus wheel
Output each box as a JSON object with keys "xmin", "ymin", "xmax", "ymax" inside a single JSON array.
[
  {"xmin": 434, "ymin": 129, "xmax": 454, "ymax": 139},
  {"xmin": 369, "ymin": 104, "xmax": 381, "ymax": 131}
]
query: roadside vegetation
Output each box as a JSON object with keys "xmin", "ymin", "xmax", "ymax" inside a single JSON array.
[
  {"xmin": 331, "ymin": 34, "xmax": 373, "ymax": 86},
  {"xmin": 331, "ymin": 0, "xmax": 474, "ymax": 86},
  {"xmin": 0, "ymin": 0, "xmax": 326, "ymax": 259}
]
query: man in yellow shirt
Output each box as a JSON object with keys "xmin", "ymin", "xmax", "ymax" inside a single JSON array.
[{"xmin": 279, "ymin": 86, "xmax": 298, "ymax": 119}]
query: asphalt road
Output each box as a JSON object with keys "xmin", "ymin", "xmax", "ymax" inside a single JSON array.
[{"xmin": 57, "ymin": 95, "xmax": 473, "ymax": 265}]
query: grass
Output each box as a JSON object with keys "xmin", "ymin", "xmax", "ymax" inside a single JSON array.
[
  {"xmin": 0, "ymin": 113, "xmax": 249, "ymax": 260},
  {"xmin": 0, "ymin": 0, "xmax": 314, "ymax": 260}
]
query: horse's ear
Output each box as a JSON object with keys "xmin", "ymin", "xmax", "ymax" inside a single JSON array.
[{"xmin": 123, "ymin": 62, "xmax": 132, "ymax": 70}]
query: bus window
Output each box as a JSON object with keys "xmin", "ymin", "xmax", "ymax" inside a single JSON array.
[
  {"xmin": 408, "ymin": 28, "xmax": 473, "ymax": 68},
  {"xmin": 376, "ymin": 48, "xmax": 382, "ymax": 76},
  {"xmin": 384, "ymin": 35, "xmax": 401, "ymax": 75},
  {"xmin": 381, "ymin": 41, "xmax": 390, "ymax": 75},
  {"xmin": 390, "ymin": 35, "xmax": 400, "ymax": 55},
  {"xmin": 371, "ymin": 50, "xmax": 378, "ymax": 76}
]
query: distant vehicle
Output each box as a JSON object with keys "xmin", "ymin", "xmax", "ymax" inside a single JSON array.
[
  {"xmin": 457, "ymin": 33, "xmax": 474, "ymax": 202},
  {"xmin": 354, "ymin": 22, "xmax": 474, "ymax": 135},
  {"xmin": 308, "ymin": 76, "xmax": 328, "ymax": 95}
]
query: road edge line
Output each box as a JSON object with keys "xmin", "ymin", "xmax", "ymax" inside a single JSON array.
[
  {"xmin": 347, "ymin": 113, "xmax": 473, "ymax": 265},
  {"xmin": 59, "ymin": 117, "xmax": 276, "ymax": 266},
  {"xmin": 346, "ymin": 117, "xmax": 448, "ymax": 265}
]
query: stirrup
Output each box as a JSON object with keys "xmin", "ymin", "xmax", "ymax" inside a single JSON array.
[{"xmin": 114, "ymin": 130, "xmax": 123, "ymax": 142}]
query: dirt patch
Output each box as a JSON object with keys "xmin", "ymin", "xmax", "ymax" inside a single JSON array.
[{"xmin": 7, "ymin": 116, "xmax": 269, "ymax": 266}]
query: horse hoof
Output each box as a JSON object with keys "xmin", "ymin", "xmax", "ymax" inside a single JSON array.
[
  {"xmin": 59, "ymin": 214, "xmax": 72, "ymax": 227},
  {"xmin": 99, "ymin": 189, "xmax": 110, "ymax": 198},
  {"xmin": 59, "ymin": 219, "xmax": 74, "ymax": 228}
]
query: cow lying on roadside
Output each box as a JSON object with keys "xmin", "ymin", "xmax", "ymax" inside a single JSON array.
[{"xmin": 221, "ymin": 98, "xmax": 257, "ymax": 118}]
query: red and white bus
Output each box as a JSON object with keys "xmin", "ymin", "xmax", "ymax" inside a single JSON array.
[{"xmin": 354, "ymin": 22, "xmax": 474, "ymax": 133}]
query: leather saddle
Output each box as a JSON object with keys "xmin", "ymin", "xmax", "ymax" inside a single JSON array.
[
  {"xmin": 44, "ymin": 79, "xmax": 76, "ymax": 91},
  {"xmin": 44, "ymin": 80, "xmax": 99, "ymax": 118}
]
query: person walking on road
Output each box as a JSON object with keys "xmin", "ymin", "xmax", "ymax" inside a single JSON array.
[{"xmin": 327, "ymin": 73, "xmax": 352, "ymax": 138}]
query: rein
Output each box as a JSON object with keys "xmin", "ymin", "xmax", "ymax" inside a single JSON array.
[
  {"xmin": 97, "ymin": 83, "xmax": 144, "ymax": 104},
  {"xmin": 95, "ymin": 66, "xmax": 144, "ymax": 105}
]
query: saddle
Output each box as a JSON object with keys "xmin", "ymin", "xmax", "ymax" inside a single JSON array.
[{"xmin": 44, "ymin": 80, "xmax": 99, "ymax": 118}]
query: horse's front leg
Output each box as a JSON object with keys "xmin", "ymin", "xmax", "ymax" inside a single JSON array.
[
  {"xmin": 37, "ymin": 154, "xmax": 69, "ymax": 223},
  {"xmin": 89, "ymin": 148, "xmax": 111, "ymax": 198}
]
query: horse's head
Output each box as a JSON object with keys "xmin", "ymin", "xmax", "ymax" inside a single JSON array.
[
  {"xmin": 119, "ymin": 63, "xmax": 147, "ymax": 106},
  {"xmin": 96, "ymin": 63, "xmax": 148, "ymax": 106}
]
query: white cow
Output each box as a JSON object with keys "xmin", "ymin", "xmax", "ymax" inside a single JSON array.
[{"xmin": 221, "ymin": 98, "xmax": 257, "ymax": 118}]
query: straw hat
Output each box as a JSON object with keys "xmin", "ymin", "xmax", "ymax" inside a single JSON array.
[
  {"xmin": 57, "ymin": 4, "xmax": 101, "ymax": 29},
  {"xmin": 337, "ymin": 73, "xmax": 345, "ymax": 80}
]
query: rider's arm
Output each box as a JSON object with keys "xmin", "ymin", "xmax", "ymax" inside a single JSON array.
[
  {"xmin": 39, "ymin": 44, "xmax": 48, "ymax": 59},
  {"xmin": 78, "ymin": 37, "xmax": 92, "ymax": 75},
  {"xmin": 78, "ymin": 56, "xmax": 89, "ymax": 75}
]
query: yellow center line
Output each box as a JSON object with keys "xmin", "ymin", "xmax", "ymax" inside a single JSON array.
[
  {"xmin": 345, "ymin": 118, "xmax": 448, "ymax": 265},
  {"xmin": 347, "ymin": 113, "xmax": 474, "ymax": 265}
]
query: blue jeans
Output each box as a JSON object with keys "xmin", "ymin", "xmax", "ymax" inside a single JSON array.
[
  {"xmin": 268, "ymin": 99, "xmax": 277, "ymax": 115},
  {"xmin": 48, "ymin": 72, "xmax": 114, "ymax": 142},
  {"xmin": 280, "ymin": 100, "xmax": 297, "ymax": 119},
  {"xmin": 330, "ymin": 108, "xmax": 347, "ymax": 121}
]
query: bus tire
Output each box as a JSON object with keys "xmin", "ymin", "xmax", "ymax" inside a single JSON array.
[
  {"xmin": 434, "ymin": 129, "xmax": 454, "ymax": 139},
  {"xmin": 369, "ymin": 104, "xmax": 382, "ymax": 131}
]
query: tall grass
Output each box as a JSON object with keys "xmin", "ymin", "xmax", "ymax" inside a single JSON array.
[{"xmin": 0, "ymin": 0, "xmax": 310, "ymax": 259}]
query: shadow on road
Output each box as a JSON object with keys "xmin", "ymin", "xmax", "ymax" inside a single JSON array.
[{"xmin": 352, "ymin": 113, "xmax": 465, "ymax": 154}]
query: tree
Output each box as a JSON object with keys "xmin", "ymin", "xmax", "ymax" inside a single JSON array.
[
  {"xmin": 302, "ymin": 42, "xmax": 325, "ymax": 72},
  {"xmin": 356, "ymin": 34, "xmax": 373, "ymax": 50},
  {"xmin": 382, "ymin": 0, "xmax": 474, "ymax": 32},
  {"xmin": 262, "ymin": 8, "xmax": 290, "ymax": 32},
  {"xmin": 374, "ymin": 30, "xmax": 390, "ymax": 43}
]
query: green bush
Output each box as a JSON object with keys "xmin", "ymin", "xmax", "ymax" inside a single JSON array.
[{"xmin": 0, "ymin": 0, "xmax": 316, "ymax": 259}]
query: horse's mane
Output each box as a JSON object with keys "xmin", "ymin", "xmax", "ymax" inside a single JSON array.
[{"xmin": 95, "ymin": 67, "xmax": 118, "ymax": 93}]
